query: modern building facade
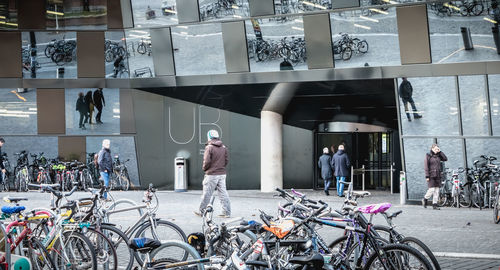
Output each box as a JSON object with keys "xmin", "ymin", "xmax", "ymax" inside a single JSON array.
[{"xmin": 0, "ymin": 0, "xmax": 499, "ymax": 201}]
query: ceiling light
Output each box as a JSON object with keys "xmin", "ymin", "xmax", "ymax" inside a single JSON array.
[
  {"xmin": 171, "ymin": 18, "xmax": 178, "ymax": 22},
  {"xmin": 178, "ymin": 25, "xmax": 188, "ymax": 29},
  {"xmin": 359, "ymin": 15, "xmax": 379, "ymax": 22},
  {"xmin": 47, "ymin": 10, "xmax": 64, "ymax": 16},
  {"xmin": 233, "ymin": 15, "xmax": 242, "ymax": 18},
  {"xmin": 443, "ymin": 3, "xmax": 460, "ymax": 11},
  {"xmin": 130, "ymin": 30, "xmax": 149, "ymax": 34},
  {"xmin": 302, "ymin": 1, "xmax": 315, "ymax": 7},
  {"xmin": 294, "ymin": 19, "xmax": 303, "ymax": 23},
  {"xmin": 354, "ymin": 23, "xmax": 370, "ymax": 30},
  {"xmin": 292, "ymin": 26, "xmax": 304, "ymax": 31},
  {"xmin": 382, "ymin": 0, "xmax": 398, "ymax": 4},
  {"xmin": 232, "ymin": 4, "xmax": 239, "ymax": 9},
  {"xmin": 5, "ymin": 22, "xmax": 18, "ymax": 27},
  {"xmin": 164, "ymin": 9, "xmax": 177, "ymax": 14},
  {"xmin": 0, "ymin": 16, "xmax": 5, "ymax": 19},
  {"xmin": 369, "ymin": 8, "xmax": 388, "ymax": 15},
  {"xmin": 128, "ymin": 34, "xmax": 149, "ymax": 39},
  {"xmin": 484, "ymin": 17, "xmax": 497, "ymax": 24},
  {"xmin": 180, "ymin": 31, "xmax": 188, "ymax": 35}
]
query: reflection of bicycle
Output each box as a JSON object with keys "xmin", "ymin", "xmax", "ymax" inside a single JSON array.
[
  {"xmin": 333, "ymin": 33, "xmax": 369, "ymax": 61},
  {"xmin": 459, "ymin": 0, "xmax": 483, "ymax": 16},
  {"xmin": 113, "ymin": 62, "xmax": 129, "ymax": 78},
  {"xmin": 137, "ymin": 38, "xmax": 152, "ymax": 56}
]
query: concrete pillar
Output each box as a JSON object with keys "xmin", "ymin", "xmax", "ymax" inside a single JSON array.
[{"xmin": 261, "ymin": 110, "xmax": 283, "ymax": 192}]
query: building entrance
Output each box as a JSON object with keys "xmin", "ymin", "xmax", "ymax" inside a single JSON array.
[{"xmin": 314, "ymin": 131, "xmax": 397, "ymax": 191}]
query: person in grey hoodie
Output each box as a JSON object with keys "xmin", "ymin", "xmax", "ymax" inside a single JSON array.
[
  {"xmin": 318, "ymin": 147, "xmax": 333, "ymax": 196},
  {"xmin": 195, "ymin": 130, "xmax": 231, "ymax": 218},
  {"xmin": 331, "ymin": 144, "xmax": 350, "ymax": 197}
]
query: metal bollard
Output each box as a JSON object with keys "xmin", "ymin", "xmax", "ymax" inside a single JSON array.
[
  {"xmin": 400, "ymin": 171, "xmax": 406, "ymax": 205},
  {"xmin": 461, "ymin": 27, "xmax": 474, "ymax": 50}
]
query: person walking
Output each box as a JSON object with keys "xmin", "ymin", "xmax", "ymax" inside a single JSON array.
[
  {"xmin": 331, "ymin": 144, "xmax": 350, "ymax": 197},
  {"xmin": 318, "ymin": 147, "xmax": 333, "ymax": 196},
  {"xmin": 93, "ymin": 88, "xmax": 105, "ymax": 124},
  {"xmin": 399, "ymin": 77, "xmax": 422, "ymax": 122},
  {"xmin": 76, "ymin": 92, "xmax": 89, "ymax": 130},
  {"xmin": 85, "ymin": 91, "xmax": 94, "ymax": 125},
  {"xmin": 423, "ymin": 144, "xmax": 447, "ymax": 210},
  {"xmin": 195, "ymin": 130, "xmax": 231, "ymax": 218},
  {"xmin": 98, "ymin": 139, "xmax": 113, "ymax": 199}
]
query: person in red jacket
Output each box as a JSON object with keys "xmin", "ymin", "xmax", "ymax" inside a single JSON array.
[{"xmin": 195, "ymin": 130, "xmax": 231, "ymax": 218}]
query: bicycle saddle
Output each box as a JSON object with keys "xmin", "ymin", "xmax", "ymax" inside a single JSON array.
[
  {"xmin": 351, "ymin": 191, "xmax": 371, "ymax": 198},
  {"xmin": 128, "ymin": 238, "xmax": 161, "ymax": 253},
  {"xmin": 386, "ymin": 210, "xmax": 403, "ymax": 219},
  {"xmin": 1, "ymin": 206, "xmax": 26, "ymax": 214},
  {"xmin": 289, "ymin": 253, "xmax": 324, "ymax": 268},
  {"xmin": 3, "ymin": 197, "xmax": 28, "ymax": 203},
  {"xmin": 356, "ymin": 203, "xmax": 392, "ymax": 215}
]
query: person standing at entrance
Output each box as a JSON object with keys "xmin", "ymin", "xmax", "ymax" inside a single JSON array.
[
  {"xmin": 195, "ymin": 130, "xmax": 231, "ymax": 218},
  {"xmin": 331, "ymin": 144, "xmax": 350, "ymax": 197},
  {"xmin": 93, "ymin": 88, "xmax": 105, "ymax": 124},
  {"xmin": 399, "ymin": 77, "xmax": 422, "ymax": 122},
  {"xmin": 98, "ymin": 139, "xmax": 112, "ymax": 199},
  {"xmin": 423, "ymin": 144, "xmax": 447, "ymax": 210},
  {"xmin": 318, "ymin": 147, "xmax": 333, "ymax": 196}
]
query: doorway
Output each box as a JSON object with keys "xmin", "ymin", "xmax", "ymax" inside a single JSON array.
[{"xmin": 314, "ymin": 132, "xmax": 396, "ymax": 191}]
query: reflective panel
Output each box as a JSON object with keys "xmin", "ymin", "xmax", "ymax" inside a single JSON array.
[
  {"xmin": 131, "ymin": 0, "xmax": 178, "ymax": 28},
  {"xmin": 0, "ymin": 88, "xmax": 37, "ymax": 135},
  {"xmin": 458, "ymin": 75, "xmax": 489, "ymax": 135},
  {"xmin": 46, "ymin": 0, "xmax": 107, "ymax": 30},
  {"xmin": 125, "ymin": 29, "xmax": 155, "ymax": 78},
  {"xmin": 330, "ymin": 7, "xmax": 400, "ymax": 68},
  {"xmin": 105, "ymin": 31, "xmax": 129, "ymax": 78},
  {"xmin": 86, "ymin": 136, "xmax": 140, "ymax": 187},
  {"xmin": 398, "ymin": 77, "xmax": 459, "ymax": 136},
  {"xmin": 274, "ymin": 0, "xmax": 331, "ymax": 15},
  {"xmin": 65, "ymin": 88, "xmax": 120, "ymax": 135},
  {"xmin": 489, "ymin": 74, "xmax": 500, "ymax": 135},
  {"xmin": 200, "ymin": 0, "xmax": 250, "ymax": 21},
  {"xmin": 0, "ymin": 0, "xmax": 18, "ymax": 29},
  {"xmin": 437, "ymin": 138, "xmax": 465, "ymax": 171},
  {"xmin": 427, "ymin": 2, "xmax": 500, "ymax": 63},
  {"xmin": 22, "ymin": 32, "xmax": 77, "ymax": 79},
  {"xmin": 465, "ymin": 138, "xmax": 500, "ymax": 167},
  {"xmin": 0, "ymin": 136, "xmax": 59, "ymax": 173},
  {"xmin": 402, "ymin": 138, "xmax": 434, "ymax": 200},
  {"xmin": 245, "ymin": 17, "xmax": 307, "ymax": 72},
  {"xmin": 172, "ymin": 23, "xmax": 227, "ymax": 76}
]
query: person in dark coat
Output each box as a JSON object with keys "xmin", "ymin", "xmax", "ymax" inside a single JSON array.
[
  {"xmin": 423, "ymin": 144, "xmax": 448, "ymax": 210},
  {"xmin": 93, "ymin": 88, "xmax": 105, "ymax": 124},
  {"xmin": 76, "ymin": 92, "xmax": 89, "ymax": 129},
  {"xmin": 98, "ymin": 139, "xmax": 112, "ymax": 199},
  {"xmin": 0, "ymin": 138, "xmax": 5, "ymax": 184},
  {"xmin": 84, "ymin": 91, "xmax": 94, "ymax": 124},
  {"xmin": 399, "ymin": 77, "xmax": 422, "ymax": 122},
  {"xmin": 318, "ymin": 147, "xmax": 333, "ymax": 196},
  {"xmin": 331, "ymin": 144, "xmax": 351, "ymax": 197}
]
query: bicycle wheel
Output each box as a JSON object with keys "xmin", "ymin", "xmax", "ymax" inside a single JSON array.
[
  {"xmin": 459, "ymin": 184, "xmax": 472, "ymax": 208},
  {"xmin": 400, "ymin": 237, "xmax": 440, "ymax": 270},
  {"xmin": 437, "ymin": 187, "xmax": 448, "ymax": 208},
  {"xmin": 137, "ymin": 43, "xmax": 146, "ymax": 54},
  {"xmin": 26, "ymin": 238, "xmax": 57, "ymax": 270},
  {"xmin": 472, "ymin": 3, "xmax": 483, "ymax": 16},
  {"xmin": 330, "ymin": 234, "xmax": 389, "ymax": 268},
  {"xmin": 364, "ymin": 243, "xmax": 433, "ymax": 270},
  {"xmin": 120, "ymin": 169, "xmax": 130, "ymax": 191},
  {"xmin": 85, "ymin": 228, "xmax": 118, "ymax": 270},
  {"xmin": 358, "ymin": 40, "xmax": 369, "ymax": 53},
  {"xmin": 342, "ymin": 47, "xmax": 352, "ymax": 61},
  {"xmin": 45, "ymin": 45, "xmax": 55, "ymax": 58},
  {"xmin": 105, "ymin": 50, "xmax": 114, "ymax": 62},
  {"xmin": 150, "ymin": 241, "xmax": 203, "ymax": 270},
  {"xmin": 100, "ymin": 224, "xmax": 134, "ymax": 270},
  {"xmin": 493, "ymin": 187, "xmax": 500, "ymax": 224},
  {"xmin": 133, "ymin": 219, "xmax": 188, "ymax": 265},
  {"xmin": 51, "ymin": 230, "xmax": 98, "ymax": 270},
  {"xmin": 471, "ymin": 184, "xmax": 483, "ymax": 208},
  {"xmin": 459, "ymin": 5, "xmax": 469, "ymax": 16}
]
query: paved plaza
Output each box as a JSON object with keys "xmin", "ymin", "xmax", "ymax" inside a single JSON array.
[{"xmin": 1, "ymin": 189, "xmax": 499, "ymax": 269}]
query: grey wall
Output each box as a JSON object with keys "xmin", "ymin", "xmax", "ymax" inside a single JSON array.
[{"xmin": 132, "ymin": 89, "xmax": 313, "ymax": 190}]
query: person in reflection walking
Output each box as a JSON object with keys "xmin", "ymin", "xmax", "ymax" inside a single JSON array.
[
  {"xmin": 85, "ymin": 91, "xmax": 94, "ymax": 125},
  {"xmin": 98, "ymin": 139, "xmax": 112, "ymax": 200},
  {"xmin": 331, "ymin": 144, "xmax": 350, "ymax": 197},
  {"xmin": 93, "ymin": 88, "xmax": 105, "ymax": 124},
  {"xmin": 195, "ymin": 130, "xmax": 231, "ymax": 218},
  {"xmin": 0, "ymin": 138, "xmax": 6, "ymax": 185},
  {"xmin": 76, "ymin": 92, "xmax": 89, "ymax": 130},
  {"xmin": 423, "ymin": 144, "xmax": 448, "ymax": 210},
  {"xmin": 399, "ymin": 77, "xmax": 422, "ymax": 122},
  {"xmin": 318, "ymin": 147, "xmax": 333, "ymax": 196}
]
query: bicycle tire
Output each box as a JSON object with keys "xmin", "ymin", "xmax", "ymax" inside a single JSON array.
[
  {"xmin": 471, "ymin": 184, "xmax": 483, "ymax": 208},
  {"xmin": 100, "ymin": 224, "xmax": 134, "ymax": 270},
  {"xmin": 51, "ymin": 230, "xmax": 98, "ymax": 270},
  {"xmin": 45, "ymin": 45, "xmax": 55, "ymax": 58},
  {"xmin": 358, "ymin": 40, "xmax": 369, "ymax": 53},
  {"xmin": 27, "ymin": 238, "xmax": 58, "ymax": 270},
  {"xmin": 401, "ymin": 237, "xmax": 441, "ymax": 270},
  {"xmin": 150, "ymin": 241, "xmax": 203, "ymax": 270},
  {"xmin": 133, "ymin": 219, "xmax": 188, "ymax": 265},
  {"xmin": 137, "ymin": 43, "xmax": 147, "ymax": 54},
  {"xmin": 329, "ymin": 234, "xmax": 389, "ymax": 268},
  {"xmin": 342, "ymin": 47, "xmax": 352, "ymax": 61},
  {"xmin": 459, "ymin": 5, "xmax": 469, "ymax": 16},
  {"xmin": 459, "ymin": 184, "xmax": 472, "ymax": 208},
  {"xmin": 437, "ymin": 188, "xmax": 448, "ymax": 207},
  {"xmin": 86, "ymin": 228, "xmax": 118, "ymax": 270},
  {"xmin": 105, "ymin": 50, "xmax": 114, "ymax": 62},
  {"xmin": 120, "ymin": 169, "xmax": 130, "ymax": 191},
  {"xmin": 493, "ymin": 187, "xmax": 500, "ymax": 224},
  {"xmin": 363, "ymin": 243, "xmax": 433, "ymax": 270},
  {"xmin": 472, "ymin": 3, "xmax": 483, "ymax": 16}
]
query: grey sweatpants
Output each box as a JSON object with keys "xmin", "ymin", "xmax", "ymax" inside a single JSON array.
[
  {"xmin": 424, "ymin": 187, "xmax": 440, "ymax": 204},
  {"xmin": 199, "ymin": 174, "xmax": 231, "ymax": 215}
]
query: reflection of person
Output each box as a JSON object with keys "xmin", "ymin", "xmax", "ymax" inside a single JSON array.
[
  {"xmin": 112, "ymin": 55, "xmax": 125, "ymax": 78},
  {"xmin": 331, "ymin": 144, "xmax": 350, "ymax": 197},
  {"xmin": 76, "ymin": 92, "xmax": 89, "ymax": 130},
  {"xmin": 491, "ymin": 1, "xmax": 500, "ymax": 28},
  {"xmin": 399, "ymin": 78, "xmax": 422, "ymax": 122},
  {"xmin": 0, "ymin": 138, "xmax": 5, "ymax": 184},
  {"xmin": 98, "ymin": 139, "xmax": 112, "ymax": 199},
  {"xmin": 93, "ymin": 88, "xmax": 105, "ymax": 124},
  {"xmin": 195, "ymin": 130, "xmax": 231, "ymax": 218},
  {"xmin": 423, "ymin": 144, "xmax": 448, "ymax": 210},
  {"xmin": 318, "ymin": 147, "xmax": 333, "ymax": 196},
  {"xmin": 85, "ymin": 91, "xmax": 94, "ymax": 125}
]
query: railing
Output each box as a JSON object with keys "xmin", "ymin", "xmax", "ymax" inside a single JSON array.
[{"xmin": 351, "ymin": 164, "xmax": 396, "ymax": 193}]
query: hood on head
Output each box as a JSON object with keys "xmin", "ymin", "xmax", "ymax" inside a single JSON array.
[{"xmin": 208, "ymin": 139, "xmax": 223, "ymax": 147}]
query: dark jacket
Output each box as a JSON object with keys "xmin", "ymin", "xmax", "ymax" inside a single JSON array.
[
  {"xmin": 98, "ymin": 148, "xmax": 113, "ymax": 173},
  {"xmin": 398, "ymin": 80, "xmax": 413, "ymax": 100},
  {"xmin": 84, "ymin": 92, "xmax": 94, "ymax": 108},
  {"xmin": 0, "ymin": 147, "xmax": 4, "ymax": 170},
  {"xmin": 331, "ymin": 150, "xmax": 350, "ymax": 177},
  {"xmin": 76, "ymin": 96, "xmax": 88, "ymax": 113},
  {"xmin": 203, "ymin": 139, "xmax": 228, "ymax": 175},
  {"xmin": 93, "ymin": 90, "xmax": 105, "ymax": 108},
  {"xmin": 424, "ymin": 151, "xmax": 448, "ymax": 188},
  {"xmin": 318, "ymin": 154, "xmax": 333, "ymax": 180}
]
